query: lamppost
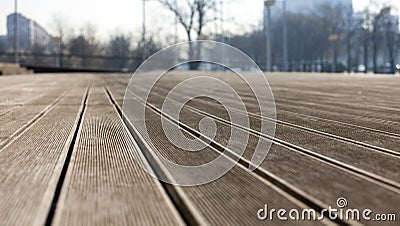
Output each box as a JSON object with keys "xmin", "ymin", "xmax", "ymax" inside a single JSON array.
[
  {"xmin": 264, "ymin": 0, "xmax": 275, "ymax": 72},
  {"xmin": 282, "ymin": 0, "xmax": 288, "ymax": 71},
  {"xmin": 220, "ymin": 0, "xmax": 225, "ymax": 42},
  {"xmin": 174, "ymin": 0, "xmax": 178, "ymax": 44},
  {"xmin": 14, "ymin": 0, "xmax": 19, "ymax": 64},
  {"xmin": 142, "ymin": 0, "xmax": 147, "ymax": 60}
]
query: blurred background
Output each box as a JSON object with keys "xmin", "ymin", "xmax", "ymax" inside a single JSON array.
[{"xmin": 0, "ymin": 0, "xmax": 399, "ymax": 74}]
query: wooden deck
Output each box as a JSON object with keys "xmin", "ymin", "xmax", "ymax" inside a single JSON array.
[{"xmin": 0, "ymin": 73, "xmax": 398, "ymax": 225}]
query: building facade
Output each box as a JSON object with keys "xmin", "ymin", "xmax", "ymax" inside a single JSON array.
[
  {"xmin": 286, "ymin": 0, "xmax": 353, "ymax": 13},
  {"xmin": 3, "ymin": 13, "xmax": 53, "ymax": 53}
]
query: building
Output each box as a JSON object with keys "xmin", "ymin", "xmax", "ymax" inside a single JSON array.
[
  {"xmin": 271, "ymin": 0, "xmax": 353, "ymax": 18},
  {"xmin": 0, "ymin": 36, "xmax": 6, "ymax": 51},
  {"xmin": 286, "ymin": 0, "xmax": 352, "ymax": 13},
  {"xmin": 2, "ymin": 13, "xmax": 53, "ymax": 53}
]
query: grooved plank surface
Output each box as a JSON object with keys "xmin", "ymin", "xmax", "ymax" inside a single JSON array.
[
  {"xmin": 175, "ymin": 103, "xmax": 400, "ymax": 219},
  {"xmin": 139, "ymin": 86, "xmax": 400, "ymax": 225},
  {"xmin": 53, "ymin": 87, "xmax": 184, "ymax": 226},
  {"xmin": 143, "ymin": 76, "xmax": 400, "ymax": 181},
  {"xmin": 155, "ymin": 84, "xmax": 400, "ymax": 151},
  {"xmin": 126, "ymin": 98, "xmax": 323, "ymax": 226},
  {"xmin": 0, "ymin": 73, "xmax": 399, "ymax": 226},
  {"xmin": 0, "ymin": 89, "xmax": 86, "ymax": 226},
  {"xmin": 104, "ymin": 72, "xmax": 399, "ymax": 225}
]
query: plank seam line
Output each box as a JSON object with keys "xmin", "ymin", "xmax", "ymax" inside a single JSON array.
[
  {"xmin": 101, "ymin": 87, "xmax": 186, "ymax": 225},
  {"xmin": 0, "ymin": 91, "xmax": 69, "ymax": 153},
  {"xmin": 105, "ymin": 86, "xmax": 208, "ymax": 226},
  {"xmin": 181, "ymin": 102, "xmax": 400, "ymax": 194},
  {"xmin": 44, "ymin": 87, "xmax": 90, "ymax": 226},
  {"xmin": 155, "ymin": 86, "xmax": 400, "ymax": 157},
  {"xmin": 188, "ymin": 96, "xmax": 400, "ymax": 158},
  {"xmin": 129, "ymin": 92, "xmax": 353, "ymax": 226},
  {"xmin": 247, "ymin": 110, "xmax": 400, "ymax": 158},
  {"xmin": 0, "ymin": 106, "xmax": 19, "ymax": 117},
  {"xmin": 277, "ymin": 95, "xmax": 400, "ymax": 113},
  {"xmin": 157, "ymin": 84, "xmax": 399, "ymax": 124},
  {"xmin": 277, "ymin": 98, "xmax": 400, "ymax": 124},
  {"xmin": 279, "ymin": 108, "xmax": 400, "ymax": 139},
  {"xmin": 161, "ymin": 85, "xmax": 400, "ymax": 134},
  {"xmin": 141, "ymin": 89, "xmax": 400, "ymax": 191},
  {"xmin": 0, "ymin": 82, "xmax": 32, "ymax": 92}
]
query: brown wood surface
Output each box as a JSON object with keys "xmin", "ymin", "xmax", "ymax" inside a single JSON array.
[{"xmin": 0, "ymin": 73, "xmax": 398, "ymax": 226}]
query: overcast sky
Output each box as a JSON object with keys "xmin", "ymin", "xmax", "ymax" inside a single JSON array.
[{"xmin": 0, "ymin": 0, "xmax": 398, "ymax": 42}]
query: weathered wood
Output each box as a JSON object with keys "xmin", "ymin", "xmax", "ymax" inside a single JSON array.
[
  {"xmin": 0, "ymin": 88, "xmax": 86, "ymax": 226},
  {"xmin": 0, "ymin": 73, "xmax": 398, "ymax": 225},
  {"xmin": 52, "ymin": 87, "xmax": 184, "ymax": 226}
]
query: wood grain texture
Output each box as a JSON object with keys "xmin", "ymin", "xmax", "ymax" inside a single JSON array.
[
  {"xmin": 0, "ymin": 89, "xmax": 86, "ymax": 226},
  {"xmin": 0, "ymin": 73, "xmax": 398, "ymax": 225},
  {"xmin": 52, "ymin": 87, "xmax": 184, "ymax": 226}
]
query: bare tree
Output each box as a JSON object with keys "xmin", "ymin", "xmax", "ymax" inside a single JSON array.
[
  {"xmin": 108, "ymin": 33, "xmax": 132, "ymax": 69},
  {"xmin": 157, "ymin": 0, "xmax": 217, "ymax": 69},
  {"xmin": 368, "ymin": 1, "xmax": 398, "ymax": 73},
  {"xmin": 50, "ymin": 14, "xmax": 74, "ymax": 66},
  {"xmin": 67, "ymin": 24, "xmax": 102, "ymax": 68},
  {"xmin": 157, "ymin": 0, "xmax": 217, "ymax": 41},
  {"xmin": 342, "ymin": 4, "xmax": 360, "ymax": 73},
  {"xmin": 361, "ymin": 8, "xmax": 373, "ymax": 73},
  {"xmin": 319, "ymin": 3, "xmax": 345, "ymax": 72},
  {"xmin": 382, "ymin": 7, "xmax": 398, "ymax": 73},
  {"xmin": 372, "ymin": 12, "xmax": 382, "ymax": 73}
]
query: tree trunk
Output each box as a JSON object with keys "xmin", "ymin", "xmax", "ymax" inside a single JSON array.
[
  {"xmin": 363, "ymin": 34, "xmax": 369, "ymax": 73},
  {"xmin": 388, "ymin": 45, "xmax": 395, "ymax": 74},
  {"xmin": 372, "ymin": 23, "xmax": 378, "ymax": 73},
  {"xmin": 332, "ymin": 41, "xmax": 337, "ymax": 73},
  {"xmin": 187, "ymin": 34, "xmax": 200, "ymax": 70},
  {"xmin": 386, "ymin": 26, "xmax": 395, "ymax": 74},
  {"xmin": 347, "ymin": 37, "xmax": 352, "ymax": 72},
  {"xmin": 372, "ymin": 39, "xmax": 377, "ymax": 73}
]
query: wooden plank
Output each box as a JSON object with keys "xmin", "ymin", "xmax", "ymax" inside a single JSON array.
[
  {"xmin": 113, "ymin": 95, "xmax": 329, "ymax": 225},
  {"xmin": 145, "ymin": 74, "xmax": 400, "ymax": 181},
  {"xmin": 0, "ymin": 72, "xmax": 397, "ymax": 225},
  {"xmin": 0, "ymin": 75, "xmax": 91, "ymax": 144},
  {"xmin": 0, "ymin": 87, "xmax": 87, "ymax": 225},
  {"xmin": 52, "ymin": 86, "xmax": 184, "ymax": 226},
  {"xmin": 113, "ymin": 71, "xmax": 400, "ymax": 225},
  {"xmin": 173, "ymin": 104, "xmax": 400, "ymax": 216}
]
